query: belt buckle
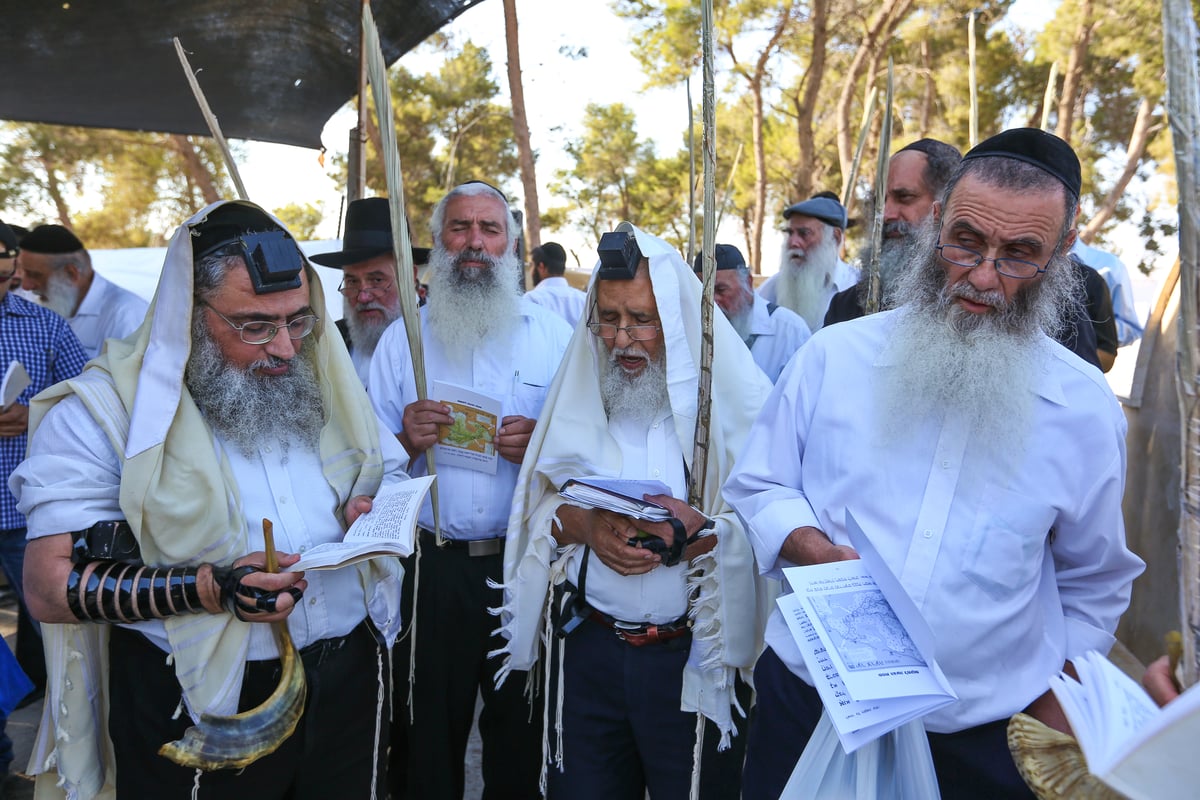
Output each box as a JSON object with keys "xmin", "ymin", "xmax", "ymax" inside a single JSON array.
[{"xmin": 467, "ymin": 538, "xmax": 503, "ymax": 557}]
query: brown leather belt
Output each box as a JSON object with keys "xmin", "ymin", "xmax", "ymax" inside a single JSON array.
[
  {"xmin": 588, "ymin": 610, "xmax": 691, "ymax": 647},
  {"xmin": 418, "ymin": 528, "xmax": 504, "ymax": 557}
]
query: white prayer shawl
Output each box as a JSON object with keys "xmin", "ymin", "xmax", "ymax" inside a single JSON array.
[
  {"xmin": 26, "ymin": 201, "xmax": 402, "ymax": 800},
  {"xmin": 494, "ymin": 223, "xmax": 774, "ymax": 758}
]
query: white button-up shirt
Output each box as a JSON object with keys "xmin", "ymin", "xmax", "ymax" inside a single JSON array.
[
  {"xmin": 368, "ymin": 298, "xmax": 572, "ymax": 539},
  {"xmin": 562, "ymin": 406, "xmax": 690, "ymax": 624},
  {"xmin": 744, "ymin": 294, "xmax": 811, "ymax": 383},
  {"xmin": 14, "ymin": 394, "xmax": 410, "ymax": 658},
  {"xmin": 525, "ymin": 276, "xmax": 587, "ymax": 329},
  {"xmin": 69, "ymin": 272, "xmax": 148, "ymax": 358},
  {"xmin": 723, "ymin": 309, "xmax": 1144, "ymax": 733}
]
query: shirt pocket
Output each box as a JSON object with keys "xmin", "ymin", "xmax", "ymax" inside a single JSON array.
[
  {"xmin": 507, "ymin": 381, "xmax": 550, "ymax": 420},
  {"xmin": 961, "ymin": 484, "xmax": 1054, "ymax": 600}
]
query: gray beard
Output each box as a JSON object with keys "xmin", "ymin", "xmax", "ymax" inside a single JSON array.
[
  {"xmin": 44, "ymin": 271, "xmax": 80, "ymax": 319},
  {"xmin": 342, "ymin": 296, "xmax": 399, "ymax": 358},
  {"xmin": 776, "ymin": 233, "xmax": 838, "ymax": 330},
  {"xmin": 878, "ymin": 223, "xmax": 1080, "ymax": 459},
  {"xmin": 184, "ymin": 317, "xmax": 325, "ymax": 458},
  {"xmin": 858, "ymin": 221, "xmax": 921, "ymax": 309},
  {"xmin": 600, "ymin": 345, "xmax": 670, "ymax": 427},
  {"xmin": 426, "ymin": 242, "xmax": 522, "ymax": 359}
]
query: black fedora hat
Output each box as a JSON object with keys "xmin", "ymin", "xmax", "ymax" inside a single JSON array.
[{"xmin": 311, "ymin": 197, "xmax": 431, "ymax": 268}]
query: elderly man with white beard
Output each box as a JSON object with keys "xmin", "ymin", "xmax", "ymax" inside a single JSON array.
[
  {"xmin": 757, "ymin": 195, "xmax": 852, "ymax": 332},
  {"xmin": 16, "ymin": 224, "xmax": 147, "ymax": 358},
  {"xmin": 496, "ymin": 224, "xmax": 772, "ymax": 799},
  {"xmin": 368, "ymin": 181, "xmax": 572, "ymax": 800},
  {"xmin": 692, "ymin": 243, "xmax": 811, "ymax": 382},
  {"xmin": 724, "ymin": 128, "xmax": 1144, "ymax": 800},
  {"xmin": 311, "ymin": 197, "xmax": 430, "ymax": 387},
  {"xmin": 11, "ymin": 201, "xmax": 409, "ymax": 798}
]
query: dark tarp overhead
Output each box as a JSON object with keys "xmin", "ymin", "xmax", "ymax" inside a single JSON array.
[{"xmin": 0, "ymin": 0, "xmax": 487, "ymax": 149}]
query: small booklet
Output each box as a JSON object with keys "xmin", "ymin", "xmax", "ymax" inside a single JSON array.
[
  {"xmin": 1, "ymin": 361, "xmax": 30, "ymax": 410},
  {"xmin": 433, "ymin": 380, "xmax": 502, "ymax": 475},
  {"xmin": 1049, "ymin": 650, "xmax": 1200, "ymax": 800},
  {"xmin": 558, "ymin": 476, "xmax": 674, "ymax": 521},
  {"xmin": 777, "ymin": 511, "xmax": 956, "ymax": 752},
  {"xmin": 285, "ymin": 475, "xmax": 435, "ymax": 571}
]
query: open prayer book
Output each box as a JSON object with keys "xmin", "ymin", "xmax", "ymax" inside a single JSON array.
[
  {"xmin": 1, "ymin": 361, "xmax": 30, "ymax": 410},
  {"xmin": 558, "ymin": 477, "xmax": 674, "ymax": 521},
  {"xmin": 285, "ymin": 475, "xmax": 435, "ymax": 571},
  {"xmin": 777, "ymin": 511, "xmax": 956, "ymax": 752},
  {"xmin": 1049, "ymin": 650, "xmax": 1200, "ymax": 800}
]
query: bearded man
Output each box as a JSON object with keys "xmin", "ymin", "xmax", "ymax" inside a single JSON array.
[
  {"xmin": 724, "ymin": 129, "xmax": 1144, "ymax": 800},
  {"xmin": 692, "ymin": 243, "xmax": 810, "ymax": 382},
  {"xmin": 497, "ymin": 224, "xmax": 772, "ymax": 799},
  {"xmin": 17, "ymin": 224, "xmax": 147, "ymax": 358},
  {"xmin": 368, "ymin": 181, "xmax": 572, "ymax": 799},
  {"xmin": 758, "ymin": 195, "xmax": 851, "ymax": 332},
  {"xmin": 11, "ymin": 201, "xmax": 409, "ymax": 798}
]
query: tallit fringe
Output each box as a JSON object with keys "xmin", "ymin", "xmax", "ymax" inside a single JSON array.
[
  {"xmin": 689, "ymin": 714, "xmax": 705, "ymax": 800},
  {"xmin": 371, "ymin": 640, "xmax": 385, "ymax": 800},
  {"xmin": 407, "ymin": 533, "xmax": 424, "ymax": 724},
  {"xmin": 685, "ymin": 545, "xmax": 738, "ymax": 750}
]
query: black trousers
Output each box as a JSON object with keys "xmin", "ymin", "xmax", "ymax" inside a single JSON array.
[
  {"xmin": 390, "ymin": 543, "xmax": 542, "ymax": 800},
  {"xmin": 108, "ymin": 621, "xmax": 387, "ymax": 799},
  {"xmin": 741, "ymin": 647, "xmax": 1035, "ymax": 800}
]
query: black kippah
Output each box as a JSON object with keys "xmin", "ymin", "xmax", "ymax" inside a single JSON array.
[
  {"xmin": 21, "ymin": 224, "xmax": 85, "ymax": 254},
  {"xmin": 962, "ymin": 128, "xmax": 1081, "ymax": 198}
]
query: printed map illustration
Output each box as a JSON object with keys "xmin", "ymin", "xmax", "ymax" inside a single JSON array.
[{"xmin": 809, "ymin": 588, "xmax": 926, "ymax": 672}]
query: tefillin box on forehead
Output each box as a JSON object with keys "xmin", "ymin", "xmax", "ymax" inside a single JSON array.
[
  {"xmin": 596, "ymin": 230, "xmax": 641, "ymax": 281},
  {"xmin": 192, "ymin": 204, "xmax": 305, "ymax": 294}
]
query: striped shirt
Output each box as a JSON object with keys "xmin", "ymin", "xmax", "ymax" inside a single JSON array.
[{"xmin": 0, "ymin": 291, "xmax": 88, "ymax": 528}]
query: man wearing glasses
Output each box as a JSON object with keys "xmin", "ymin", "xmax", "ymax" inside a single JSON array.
[
  {"xmin": 497, "ymin": 224, "xmax": 772, "ymax": 799},
  {"xmin": 726, "ymin": 129, "xmax": 1144, "ymax": 799},
  {"xmin": 369, "ymin": 181, "xmax": 571, "ymax": 800},
  {"xmin": 312, "ymin": 197, "xmax": 430, "ymax": 386},
  {"xmin": 12, "ymin": 201, "xmax": 410, "ymax": 797}
]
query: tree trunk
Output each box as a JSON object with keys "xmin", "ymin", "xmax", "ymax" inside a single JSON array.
[
  {"xmin": 503, "ymin": 0, "xmax": 541, "ymax": 249},
  {"xmin": 1080, "ymin": 97, "xmax": 1163, "ymax": 242},
  {"xmin": 835, "ymin": 0, "xmax": 914, "ymax": 192},
  {"xmin": 37, "ymin": 152, "xmax": 73, "ymax": 229},
  {"xmin": 168, "ymin": 134, "xmax": 221, "ymax": 203},
  {"xmin": 1055, "ymin": 0, "xmax": 1094, "ymax": 144},
  {"xmin": 793, "ymin": 0, "xmax": 828, "ymax": 206},
  {"xmin": 746, "ymin": 8, "xmax": 796, "ymax": 273},
  {"xmin": 920, "ymin": 39, "xmax": 934, "ymax": 137}
]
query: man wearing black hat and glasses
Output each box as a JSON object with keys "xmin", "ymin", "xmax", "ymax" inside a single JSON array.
[
  {"xmin": 726, "ymin": 129, "xmax": 1143, "ymax": 799},
  {"xmin": 0, "ymin": 220, "xmax": 88, "ymax": 768},
  {"xmin": 311, "ymin": 197, "xmax": 431, "ymax": 386},
  {"xmin": 12, "ymin": 201, "xmax": 411, "ymax": 797}
]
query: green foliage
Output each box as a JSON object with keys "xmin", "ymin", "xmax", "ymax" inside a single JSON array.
[
  {"xmin": 331, "ymin": 39, "xmax": 518, "ymax": 239},
  {"xmin": 273, "ymin": 201, "xmax": 325, "ymax": 241}
]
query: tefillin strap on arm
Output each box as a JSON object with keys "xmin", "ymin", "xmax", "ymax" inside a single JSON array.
[{"xmin": 65, "ymin": 521, "xmax": 205, "ymax": 622}]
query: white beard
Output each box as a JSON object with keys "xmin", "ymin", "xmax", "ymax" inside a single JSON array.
[
  {"xmin": 426, "ymin": 242, "xmax": 522, "ymax": 360},
  {"xmin": 342, "ymin": 296, "xmax": 399, "ymax": 358},
  {"xmin": 44, "ymin": 271, "xmax": 80, "ymax": 319},
  {"xmin": 599, "ymin": 345, "xmax": 670, "ymax": 427},
  {"xmin": 776, "ymin": 232, "xmax": 838, "ymax": 330}
]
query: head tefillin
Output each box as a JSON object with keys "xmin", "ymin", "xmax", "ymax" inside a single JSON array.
[
  {"xmin": 192, "ymin": 203, "xmax": 304, "ymax": 294},
  {"xmin": 596, "ymin": 230, "xmax": 642, "ymax": 281}
]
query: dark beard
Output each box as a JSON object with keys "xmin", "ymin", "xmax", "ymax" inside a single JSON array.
[{"xmin": 185, "ymin": 316, "xmax": 325, "ymax": 457}]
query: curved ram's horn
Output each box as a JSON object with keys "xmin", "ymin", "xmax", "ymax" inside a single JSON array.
[{"xmin": 159, "ymin": 519, "xmax": 307, "ymax": 771}]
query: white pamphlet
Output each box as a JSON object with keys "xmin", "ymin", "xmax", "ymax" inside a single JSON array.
[
  {"xmin": 558, "ymin": 476, "xmax": 674, "ymax": 521},
  {"xmin": 432, "ymin": 380, "xmax": 502, "ymax": 474},
  {"xmin": 285, "ymin": 475, "xmax": 435, "ymax": 571},
  {"xmin": 1, "ymin": 361, "xmax": 30, "ymax": 410}
]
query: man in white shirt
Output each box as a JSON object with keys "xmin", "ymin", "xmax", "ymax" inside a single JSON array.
[
  {"xmin": 725, "ymin": 129, "xmax": 1144, "ymax": 799},
  {"xmin": 496, "ymin": 223, "xmax": 772, "ymax": 799},
  {"xmin": 525, "ymin": 241, "xmax": 586, "ymax": 328},
  {"xmin": 758, "ymin": 195, "xmax": 853, "ymax": 332},
  {"xmin": 11, "ymin": 201, "xmax": 407, "ymax": 798},
  {"xmin": 693, "ymin": 243, "xmax": 811, "ymax": 382},
  {"xmin": 17, "ymin": 224, "xmax": 147, "ymax": 358},
  {"xmin": 310, "ymin": 197, "xmax": 430, "ymax": 387},
  {"xmin": 369, "ymin": 181, "xmax": 572, "ymax": 800}
]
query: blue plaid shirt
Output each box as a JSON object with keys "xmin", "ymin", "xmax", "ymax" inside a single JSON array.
[{"xmin": 1, "ymin": 292, "xmax": 89, "ymax": 529}]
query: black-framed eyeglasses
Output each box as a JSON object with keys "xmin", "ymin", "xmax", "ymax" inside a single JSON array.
[
  {"xmin": 935, "ymin": 243, "xmax": 1047, "ymax": 280},
  {"xmin": 0, "ymin": 255, "xmax": 15, "ymax": 280},
  {"xmin": 205, "ymin": 305, "xmax": 320, "ymax": 345},
  {"xmin": 586, "ymin": 321, "xmax": 662, "ymax": 341},
  {"xmin": 338, "ymin": 274, "xmax": 394, "ymax": 297}
]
